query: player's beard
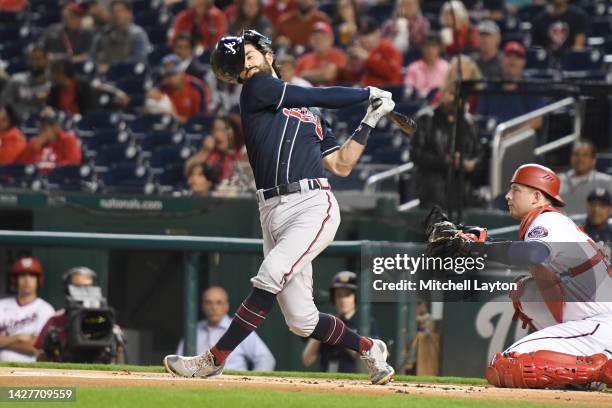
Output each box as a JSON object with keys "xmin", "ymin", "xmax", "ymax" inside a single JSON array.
[{"xmin": 246, "ymin": 61, "xmax": 273, "ymax": 78}]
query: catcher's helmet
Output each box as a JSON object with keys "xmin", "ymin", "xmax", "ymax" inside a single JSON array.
[
  {"xmin": 510, "ymin": 164, "xmax": 565, "ymax": 207},
  {"xmin": 329, "ymin": 271, "xmax": 357, "ymax": 303},
  {"xmin": 211, "ymin": 29, "xmax": 273, "ymax": 83},
  {"xmin": 11, "ymin": 256, "xmax": 44, "ymax": 288}
]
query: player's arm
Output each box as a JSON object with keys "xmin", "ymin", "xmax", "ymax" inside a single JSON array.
[
  {"xmin": 323, "ymin": 98, "xmax": 395, "ymax": 177},
  {"xmin": 3, "ymin": 335, "xmax": 38, "ymax": 356},
  {"xmin": 302, "ymin": 338, "xmax": 320, "ymax": 367},
  {"xmin": 0, "ymin": 335, "xmax": 17, "ymax": 348}
]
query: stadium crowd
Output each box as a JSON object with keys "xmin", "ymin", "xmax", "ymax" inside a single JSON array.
[{"xmin": 0, "ymin": 0, "xmax": 610, "ymax": 213}]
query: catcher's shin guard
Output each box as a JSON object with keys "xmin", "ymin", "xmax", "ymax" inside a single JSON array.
[{"xmin": 485, "ymin": 351, "xmax": 612, "ymax": 389}]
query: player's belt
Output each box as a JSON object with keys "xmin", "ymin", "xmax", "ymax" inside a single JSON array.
[{"xmin": 261, "ymin": 178, "xmax": 330, "ymax": 200}]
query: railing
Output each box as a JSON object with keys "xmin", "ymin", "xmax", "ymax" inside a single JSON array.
[
  {"xmin": 364, "ymin": 162, "xmax": 414, "ymax": 194},
  {"xmin": 490, "ymin": 97, "xmax": 582, "ymax": 197}
]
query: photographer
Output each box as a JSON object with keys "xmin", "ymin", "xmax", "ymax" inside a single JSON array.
[{"xmin": 35, "ymin": 267, "xmax": 125, "ymax": 364}]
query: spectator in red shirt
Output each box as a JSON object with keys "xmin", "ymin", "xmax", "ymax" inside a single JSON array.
[
  {"xmin": 343, "ymin": 17, "xmax": 403, "ymax": 87},
  {"xmin": 0, "ymin": 0, "xmax": 26, "ymax": 12},
  {"xmin": 439, "ymin": 1, "xmax": 478, "ymax": 55},
  {"xmin": 0, "ymin": 105, "xmax": 26, "ymax": 164},
  {"xmin": 18, "ymin": 107, "xmax": 82, "ymax": 172},
  {"xmin": 264, "ymin": 0, "xmax": 297, "ymax": 31},
  {"xmin": 276, "ymin": 0, "xmax": 330, "ymax": 49},
  {"xmin": 185, "ymin": 114, "xmax": 242, "ymax": 195},
  {"xmin": 169, "ymin": 0, "xmax": 227, "ymax": 52},
  {"xmin": 149, "ymin": 54, "xmax": 208, "ymax": 123},
  {"xmin": 296, "ymin": 22, "xmax": 347, "ymax": 86}
]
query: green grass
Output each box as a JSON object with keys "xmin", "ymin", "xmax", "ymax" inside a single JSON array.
[
  {"xmin": 0, "ymin": 361, "xmax": 487, "ymax": 385},
  {"xmin": 0, "ymin": 387, "xmax": 588, "ymax": 408}
]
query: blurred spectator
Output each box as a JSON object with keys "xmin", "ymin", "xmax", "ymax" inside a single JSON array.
[
  {"xmin": 39, "ymin": 3, "xmax": 95, "ymax": 64},
  {"xmin": 295, "ymin": 22, "xmax": 346, "ymax": 86},
  {"xmin": 531, "ymin": 0, "xmax": 589, "ymax": 55},
  {"xmin": 0, "ymin": 257, "xmax": 54, "ymax": 362},
  {"xmin": 402, "ymin": 301, "xmax": 439, "ymax": 376},
  {"xmin": 559, "ymin": 140, "xmax": 612, "ymax": 215},
  {"xmin": 264, "ymin": 0, "xmax": 297, "ymax": 30},
  {"xmin": 89, "ymin": 0, "xmax": 151, "ymax": 74},
  {"xmin": 506, "ymin": 0, "xmax": 546, "ymax": 15},
  {"xmin": 439, "ymin": 1, "xmax": 478, "ymax": 55},
  {"xmin": 332, "ymin": 0, "xmax": 360, "ymax": 47},
  {"xmin": 438, "ymin": 54, "xmax": 483, "ymax": 111},
  {"xmin": 0, "ymin": 0, "xmax": 26, "ymax": 12},
  {"xmin": 169, "ymin": 0, "xmax": 227, "ymax": 52},
  {"xmin": 84, "ymin": 0, "xmax": 112, "ymax": 30},
  {"xmin": 175, "ymin": 287, "xmax": 275, "ymax": 371},
  {"xmin": 172, "ymin": 33, "xmax": 208, "ymax": 79},
  {"xmin": 17, "ymin": 107, "xmax": 82, "ymax": 172},
  {"xmin": 185, "ymin": 114, "xmax": 242, "ymax": 192},
  {"xmin": 411, "ymin": 82, "xmax": 482, "ymax": 209},
  {"xmin": 0, "ymin": 105, "xmax": 26, "ymax": 164},
  {"xmin": 476, "ymin": 42, "xmax": 546, "ymax": 127},
  {"xmin": 381, "ymin": 0, "xmax": 430, "ymax": 54},
  {"xmin": 147, "ymin": 54, "xmax": 208, "ymax": 123},
  {"xmin": 474, "ymin": 20, "xmax": 502, "ymax": 80},
  {"xmin": 404, "ymin": 32, "xmax": 449, "ymax": 100},
  {"xmin": 343, "ymin": 17, "xmax": 403, "ymax": 87},
  {"xmin": 278, "ymin": 54, "xmax": 311, "ymax": 87},
  {"xmin": 302, "ymin": 271, "xmax": 379, "ymax": 373},
  {"xmin": 584, "ymin": 188, "xmax": 612, "ymax": 244},
  {"xmin": 276, "ymin": 0, "xmax": 330, "ymax": 49},
  {"xmin": 47, "ymin": 58, "xmax": 96, "ymax": 115},
  {"xmin": 0, "ymin": 45, "xmax": 51, "ymax": 119},
  {"xmin": 229, "ymin": 0, "xmax": 273, "ymax": 37}
]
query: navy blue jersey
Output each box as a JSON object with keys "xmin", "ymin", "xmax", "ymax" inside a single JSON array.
[{"xmin": 240, "ymin": 73, "xmax": 369, "ymax": 190}]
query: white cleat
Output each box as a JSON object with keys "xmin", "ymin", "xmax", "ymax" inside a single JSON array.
[
  {"xmin": 164, "ymin": 351, "xmax": 224, "ymax": 378},
  {"xmin": 361, "ymin": 339, "xmax": 395, "ymax": 385}
]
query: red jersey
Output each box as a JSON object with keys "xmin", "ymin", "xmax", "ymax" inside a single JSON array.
[
  {"xmin": 295, "ymin": 48, "xmax": 347, "ymax": 85},
  {"xmin": 164, "ymin": 75, "xmax": 207, "ymax": 120},
  {"xmin": 206, "ymin": 149, "xmax": 241, "ymax": 183},
  {"xmin": 343, "ymin": 40, "xmax": 403, "ymax": 87},
  {"xmin": 277, "ymin": 9, "xmax": 330, "ymax": 47},
  {"xmin": 35, "ymin": 310, "xmax": 68, "ymax": 351},
  {"xmin": 264, "ymin": 0, "xmax": 297, "ymax": 30},
  {"xmin": 169, "ymin": 6, "xmax": 227, "ymax": 49},
  {"xmin": 0, "ymin": 127, "xmax": 27, "ymax": 164},
  {"xmin": 18, "ymin": 130, "xmax": 82, "ymax": 172}
]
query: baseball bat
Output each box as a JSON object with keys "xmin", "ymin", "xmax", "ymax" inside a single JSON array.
[{"xmin": 372, "ymin": 98, "xmax": 418, "ymax": 135}]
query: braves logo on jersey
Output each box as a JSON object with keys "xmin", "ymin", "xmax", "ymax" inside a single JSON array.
[{"xmin": 282, "ymin": 108, "xmax": 323, "ymax": 140}]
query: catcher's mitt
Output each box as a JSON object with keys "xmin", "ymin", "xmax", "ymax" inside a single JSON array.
[{"xmin": 424, "ymin": 206, "xmax": 487, "ymax": 257}]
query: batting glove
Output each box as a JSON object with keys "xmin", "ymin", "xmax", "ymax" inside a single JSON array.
[
  {"xmin": 361, "ymin": 96, "xmax": 395, "ymax": 128},
  {"xmin": 368, "ymin": 86, "xmax": 392, "ymax": 100}
]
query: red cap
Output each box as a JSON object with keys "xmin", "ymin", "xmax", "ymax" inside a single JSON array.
[
  {"xmin": 12, "ymin": 257, "xmax": 44, "ymax": 275},
  {"xmin": 65, "ymin": 2, "xmax": 86, "ymax": 16},
  {"xmin": 503, "ymin": 41, "xmax": 526, "ymax": 57},
  {"xmin": 312, "ymin": 21, "xmax": 332, "ymax": 36}
]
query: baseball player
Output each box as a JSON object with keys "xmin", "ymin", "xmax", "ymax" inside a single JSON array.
[
  {"xmin": 164, "ymin": 30, "xmax": 396, "ymax": 384},
  {"xmin": 426, "ymin": 164, "xmax": 612, "ymax": 389},
  {"xmin": 0, "ymin": 257, "xmax": 54, "ymax": 362}
]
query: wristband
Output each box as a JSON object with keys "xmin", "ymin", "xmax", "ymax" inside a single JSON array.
[{"xmin": 351, "ymin": 124, "xmax": 373, "ymax": 145}]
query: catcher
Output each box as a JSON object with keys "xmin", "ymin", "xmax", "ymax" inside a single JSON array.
[{"xmin": 425, "ymin": 163, "xmax": 612, "ymax": 390}]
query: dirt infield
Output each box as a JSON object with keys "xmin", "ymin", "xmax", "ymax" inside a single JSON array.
[{"xmin": 0, "ymin": 367, "xmax": 610, "ymax": 406}]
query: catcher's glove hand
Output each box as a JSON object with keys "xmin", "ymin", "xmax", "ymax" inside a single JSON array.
[{"xmin": 425, "ymin": 221, "xmax": 474, "ymax": 257}]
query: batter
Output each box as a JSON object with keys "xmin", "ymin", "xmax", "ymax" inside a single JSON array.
[{"xmin": 164, "ymin": 30, "xmax": 396, "ymax": 384}]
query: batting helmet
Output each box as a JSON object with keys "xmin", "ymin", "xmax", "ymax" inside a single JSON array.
[
  {"xmin": 510, "ymin": 164, "xmax": 565, "ymax": 207},
  {"xmin": 329, "ymin": 271, "xmax": 357, "ymax": 303},
  {"xmin": 11, "ymin": 256, "xmax": 44, "ymax": 288},
  {"xmin": 211, "ymin": 29, "xmax": 273, "ymax": 84}
]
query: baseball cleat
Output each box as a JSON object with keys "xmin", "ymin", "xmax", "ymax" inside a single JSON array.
[
  {"xmin": 361, "ymin": 339, "xmax": 395, "ymax": 385},
  {"xmin": 164, "ymin": 351, "xmax": 224, "ymax": 378}
]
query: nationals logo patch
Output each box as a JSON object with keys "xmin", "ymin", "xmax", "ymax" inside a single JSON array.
[{"xmin": 528, "ymin": 226, "xmax": 548, "ymax": 238}]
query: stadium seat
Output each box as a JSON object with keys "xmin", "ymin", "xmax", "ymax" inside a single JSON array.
[
  {"xmin": 76, "ymin": 111, "xmax": 125, "ymax": 136},
  {"xmin": 0, "ymin": 164, "xmax": 38, "ymax": 189},
  {"xmin": 372, "ymin": 147, "xmax": 410, "ymax": 165},
  {"xmin": 596, "ymin": 153, "xmax": 612, "ymax": 174},
  {"xmin": 94, "ymin": 143, "xmax": 140, "ymax": 167},
  {"xmin": 517, "ymin": 5, "xmax": 546, "ymax": 23},
  {"xmin": 149, "ymin": 145, "xmax": 192, "ymax": 171},
  {"xmin": 46, "ymin": 165, "xmax": 97, "ymax": 192},
  {"xmin": 156, "ymin": 163, "xmax": 186, "ymax": 193},
  {"xmin": 169, "ymin": 0, "xmax": 187, "ymax": 16},
  {"xmin": 128, "ymin": 113, "xmax": 176, "ymax": 134},
  {"xmin": 141, "ymin": 130, "xmax": 185, "ymax": 153},
  {"xmin": 102, "ymin": 163, "xmax": 153, "ymax": 194},
  {"xmin": 147, "ymin": 25, "xmax": 171, "ymax": 46},
  {"xmin": 366, "ymin": 4, "xmax": 393, "ymax": 23},
  {"xmin": 148, "ymin": 45, "xmax": 172, "ymax": 66},
  {"xmin": 525, "ymin": 47, "xmax": 550, "ymax": 71},
  {"xmin": 560, "ymin": 48, "xmax": 604, "ymax": 78},
  {"xmin": 106, "ymin": 62, "xmax": 148, "ymax": 83},
  {"xmin": 183, "ymin": 115, "xmax": 214, "ymax": 135},
  {"xmin": 81, "ymin": 130, "xmax": 131, "ymax": 154},
  {"xmin": 591, "ymin": 17, "xmax": 612, "ymax": 38},
  {"xmin": 73, "ymin": 60, "xmax": 97, "ymax": 78}
]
